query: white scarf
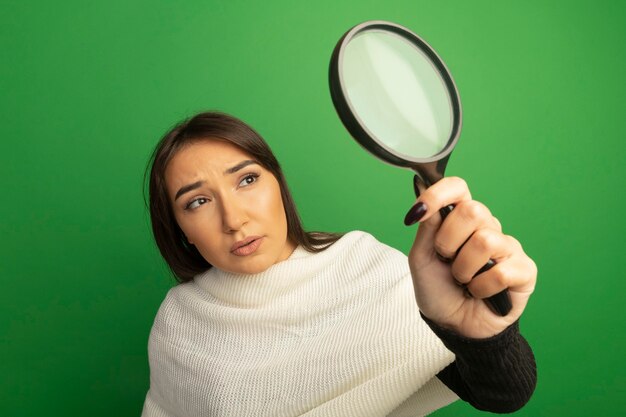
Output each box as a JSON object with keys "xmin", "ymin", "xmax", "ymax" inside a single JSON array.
[{"xmin": 142, "ymin": 231, "xmax": 457, "ymax": 417}]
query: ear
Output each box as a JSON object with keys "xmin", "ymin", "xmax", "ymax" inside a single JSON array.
[{"xmin": 183, "ymin": 234, "xmax": 194, "ymax": 245}]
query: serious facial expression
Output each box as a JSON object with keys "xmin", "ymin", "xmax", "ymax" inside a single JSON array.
[{"xmin": 165, "ymin": 139, "xmax": 296, "ymax": 275}]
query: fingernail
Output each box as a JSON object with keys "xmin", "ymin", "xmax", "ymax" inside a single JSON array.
[
  {"xmin": 413, "ymin": 175, "xmax": 421, "ymax": 198},
  {"xmin": 404, "ymin": 202, "xmax": 427, "ymax": 225}
]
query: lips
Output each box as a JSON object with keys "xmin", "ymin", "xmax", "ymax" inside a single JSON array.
[{"xmin": 230, "ymin": 236, "xmax": 263, "ymax": 256}]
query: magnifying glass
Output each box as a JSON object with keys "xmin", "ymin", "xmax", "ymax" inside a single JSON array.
[{"xmin": 329, "ymin": 20, "xmax": 512, "ymax": 317}]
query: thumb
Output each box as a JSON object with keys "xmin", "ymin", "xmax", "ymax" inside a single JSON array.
[
  {"xmin": 407, "ymin": 175, "xmax": 443, "ymax": 257},
  {"xmin": 410, "ymin": 210, "xmax": 442, "ymax": 258}
]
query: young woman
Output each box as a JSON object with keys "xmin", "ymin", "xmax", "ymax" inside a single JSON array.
[{"xmin": 141, "ymin": 111, "xmax": 537, "ymax": 416}]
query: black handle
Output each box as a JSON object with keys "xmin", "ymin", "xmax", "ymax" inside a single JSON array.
[{"xmin": 438, "ymin": 204, "xmax": 512, "ymax": 316}]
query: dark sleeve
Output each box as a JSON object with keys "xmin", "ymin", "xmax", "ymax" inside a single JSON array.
[{"xmin": 421, "ymin": 312, "xmax": 537, "ymax": 414}]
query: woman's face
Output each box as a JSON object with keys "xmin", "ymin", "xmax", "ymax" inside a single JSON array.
[{"xmin": 165, "ymin": 139, "xmax": 296, "ymax": 275}]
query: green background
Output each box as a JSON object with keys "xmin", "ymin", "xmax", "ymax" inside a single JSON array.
[{"xmin": 1, "ymin": 0, "xmax": 624, "ymax": 415}]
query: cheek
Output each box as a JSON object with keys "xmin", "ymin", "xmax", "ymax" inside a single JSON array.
[
  {"xmin": 175, "ymin": 212, "xmax": 216, "ymax": 247},
  {"xmin": 270, "ymin": 190, "xmax": 288, "ymax": 231},
  {"xmin": 254, "ymin": 182, "xmax": 287, "ymax": 228}
]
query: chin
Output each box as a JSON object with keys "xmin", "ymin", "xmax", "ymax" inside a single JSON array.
[{"xmin": 223, "ymin": 256, "xmax": 274, "ymax": 275}]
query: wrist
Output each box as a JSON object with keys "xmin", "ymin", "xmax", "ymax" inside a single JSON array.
[{"xmin": 420, "ymin": 311, "xmax": 520, "ymax": 352}]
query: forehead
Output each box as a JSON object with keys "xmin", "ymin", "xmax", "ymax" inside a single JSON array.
[{"xmin": 165, "ymin": 139, "xmax": 254, "ymax": 183}]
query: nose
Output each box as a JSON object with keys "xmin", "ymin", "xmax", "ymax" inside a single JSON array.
[{"xmin": 219, "ymin": 193, "xmax": 249, "ymax": 233}]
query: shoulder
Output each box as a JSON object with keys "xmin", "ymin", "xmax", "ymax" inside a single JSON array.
[
  {"xmin": 330, "ymin": 230, "xmax": 409, "ymax": 275},
  {"xmin": 148, "ymin": 281, "xmax": 200, "ymax": 342},
  {"xmin": 337, "ymin": 230, "xmax": 406, "ymax": 257}
]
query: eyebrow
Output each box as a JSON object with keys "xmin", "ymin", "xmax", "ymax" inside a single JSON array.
[
  {"xmin": 174, "ymin": 180, "xmax": 204, "ymax": 201},
  {"xmin": 223, "ymin": 159, "xmax": 258, "ymax": 175},
  {"xmin": 173, "ymin": 159, "xmax": 259, "ymax": 201}
]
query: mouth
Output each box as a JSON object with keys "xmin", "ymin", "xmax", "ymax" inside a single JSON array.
[{"xmin": 231, "ymin": 236, "xmax": 264, "ymax": 257}]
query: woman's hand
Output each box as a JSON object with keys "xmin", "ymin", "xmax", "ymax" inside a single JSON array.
[{"xmin": 406, "ymin": 176, "xmax": 537, "ymax": 339}]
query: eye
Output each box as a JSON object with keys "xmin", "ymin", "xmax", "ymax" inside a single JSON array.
[
  {"xmin": 185, "ymin": 197, "xmax": 210, "ymax": 210},
  {"xmin": 239, "ymin": 173, "xmax": 259, "ymax": 187}
]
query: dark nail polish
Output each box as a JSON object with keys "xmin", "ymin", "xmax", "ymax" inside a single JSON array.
[
  {"xmin": 404, "ymin": 202, "xmax": 427, "ymax": 225},
  {"xmin": 413, "ymin": 175, "xmax": 421, "ymax": 198}
]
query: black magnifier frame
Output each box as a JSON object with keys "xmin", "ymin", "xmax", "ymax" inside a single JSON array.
[
  {"xmin": 329, "ymin": 20, "xmax": 462, "ymax": 186},
  {"xmin": 329, "ymin": 20, "xmax": 512, "ymax": 317}
]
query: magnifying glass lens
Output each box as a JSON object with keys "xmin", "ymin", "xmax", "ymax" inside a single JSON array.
[{"xmin": 342, "ymin": 31, "xmax": 453, "ymax": 159}]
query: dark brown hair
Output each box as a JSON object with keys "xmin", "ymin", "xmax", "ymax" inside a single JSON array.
[{"xmin": 144, "ymin": 111, "xmax": 344, "ymax": 283}]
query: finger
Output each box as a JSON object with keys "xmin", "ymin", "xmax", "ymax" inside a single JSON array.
[
  {"xmin": 465, "ymin": 255, "xmax": 537, "ymax": 299},
  {"xmin": 408, "ymin": 176, "xmax": 448, "ymax": 258},
  {"xmin": 435, "ymin": 200, "xmax": 501, "ymax": 260},
  {"xmin": 405, "ymin": 177, "xmax": 473, "ymax": 226},
  {"xmin": 405, "ymin": 176, "xmax": 431, "ymax": 227},
  {"xmin": 492, "ymin": 216, "xmax": 502, "ymax": 232},
  {"xmin": 451, "ymin": 230, "xmax": 519, "ymax": 284}
]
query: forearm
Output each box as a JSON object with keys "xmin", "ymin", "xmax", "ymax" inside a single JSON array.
[{"xmin": 422, "ymin": 313, "xmax": 537, "ymax": 413}]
